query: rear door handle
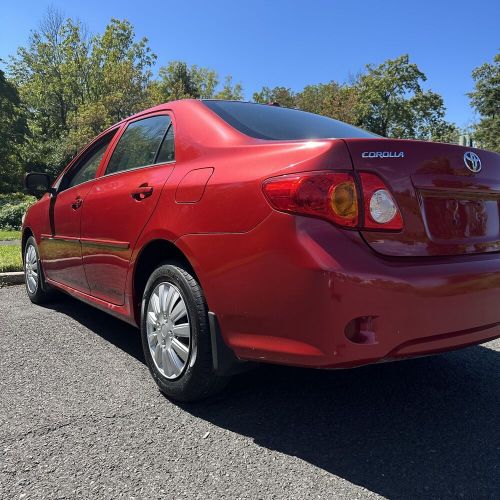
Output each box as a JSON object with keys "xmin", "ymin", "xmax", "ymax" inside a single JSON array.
[
  {"xmin": 71, "ymin": 196, "xmax": 83, "ymax": 210},
  {"xmin": 131, "ymin": 184, "xmax": 153, "ymax": 201}
]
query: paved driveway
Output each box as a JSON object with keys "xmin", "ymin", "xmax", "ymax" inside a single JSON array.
[{"xmin": 0, "ymin": 285, "xmax": 499, "ymax": 499}]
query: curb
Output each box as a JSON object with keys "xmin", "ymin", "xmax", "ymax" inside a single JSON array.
[
  {"xmin": 0, "ymin": 239, "xmax": 21, "ymax": 246},
  {"xmin": 0, "ymin": 272, "xmax": 24, "ymax": 286}
]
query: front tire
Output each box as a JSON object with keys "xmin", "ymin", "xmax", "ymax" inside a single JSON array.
[
  {"xmin": 24, "ymin": 236, "xmax": 54, "ymax": 304},
  {"xmin": 140, "ymin": 263, "xmax": 229, "ymax": 402}
]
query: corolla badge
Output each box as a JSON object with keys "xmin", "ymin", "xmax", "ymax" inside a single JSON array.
[
  {"xmin": 361, "ymin": 151, "xmax": 405, "ymax": 158},
  {"xmin": 463, "ymin": 151, "xmax": 482, "ymax": 173}
]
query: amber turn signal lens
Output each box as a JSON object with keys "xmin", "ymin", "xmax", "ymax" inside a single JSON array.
[{"xmin": 330, "ymin": 181, "xmax": 358, "ymax": 219}]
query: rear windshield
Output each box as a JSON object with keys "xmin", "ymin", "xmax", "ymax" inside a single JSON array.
[{"xmin": 202, "ymin": 100, "xmax": 377, "ymax": 140}]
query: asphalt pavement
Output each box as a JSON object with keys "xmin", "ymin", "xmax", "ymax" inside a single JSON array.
[{"xmin": 0, "ymin": 285, "xmax": 499, "ymax": 499}]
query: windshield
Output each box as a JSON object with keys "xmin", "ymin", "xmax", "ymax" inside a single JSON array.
[{"xmin": 202, "ymin": 100, "xmax": 377, "ymax": 140}]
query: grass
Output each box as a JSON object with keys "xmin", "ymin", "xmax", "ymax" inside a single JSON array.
[
  {"xmin": 0, "ymin": 244, "xmax": 23, "ymax": 272},
  {"xmin": 0, "ymin": 229, "xmax": 21, "ymax": 241}
]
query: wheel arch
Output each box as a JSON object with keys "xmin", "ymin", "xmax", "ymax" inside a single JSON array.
[
  {"xmin": 132, "ymin": 239, "xmax": 200, "ymax": 316},
  {"xmin": 21, "ymin": 227, "xmax": 34, "ymax": 262}
]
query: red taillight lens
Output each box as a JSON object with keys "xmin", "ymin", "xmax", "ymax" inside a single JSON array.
[
  {"xmin": 262, "ymin": 171, "xmax": 358, "ymax": 228},
  {"xmin": 359, "ymin": 173, "xmax": 403, "ymax": 230}
]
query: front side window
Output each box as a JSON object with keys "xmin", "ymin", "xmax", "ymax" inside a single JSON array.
[
  {"xmin": 106, "ymin": 115, "xmax": 172, "ymax": 175},
  {"xmin": 156, "ymin": 125, "xmax": 175, "ymax": 163},
  {"xmin": 60, "ymin": 131, "xmax": 115, "ymax": 191}
]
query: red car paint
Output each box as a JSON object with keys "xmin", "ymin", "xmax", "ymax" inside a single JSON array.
[{"xmin": 23, "ymin": 99, "xmax": 500, "ymax": 369}]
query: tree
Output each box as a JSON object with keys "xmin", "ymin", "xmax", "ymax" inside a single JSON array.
[
  {"xmin": 148, "ymin": 61, "xmax": 243, "ymax": 104},
  {"xmin": 354, "ymin": 54, "xmax": 456, "ymax": 140},
  {"xmin": 253, "ymin": 86, "xmax": 297, "ymax": 107},
  {"xmin": 62, "ymin": 19, "xmax": 156, "ymax": 156},
  {"xmin": 469, "ymin": 52, "xmax": 500, "ymax": 152},
  {"xmin": 8, "ymin": 9, "xmax": 243, "ymax": 183},
  {"xmin": 0, "ymin": 69, "xmax": 28, "ymax": 192},
  {"xmin": 148, "ymin": 61, "xmax": 201, "ymax": 102},
  {"xmin": 252, "ymin": 83, "xmax": 360, "ymax": 125},
  {"xmin": 252, "ymin": 58, "xmax": 456, "ymax": 142},
  {"xmin": 8, "ymin": 9, "xmax": 89, "ymax": 175},
  {"xmin": 8, "ymin": 9, "xmax": 156, "ymax": 176},
  {"xmin": 297, "ymin": 82, "xmax": 359, "ymax": 124},
  {"xmin": 213, "ymin": 75, "xmax": 243, "ymax": 100},
  {"xmin": 6, "ymin": 9, "xmax": 468, "ymax": 195}
]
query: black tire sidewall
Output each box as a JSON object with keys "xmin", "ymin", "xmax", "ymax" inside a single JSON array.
[{"xmin": 24, "ymin": 236, "xmax": 48, "ymax": 304}]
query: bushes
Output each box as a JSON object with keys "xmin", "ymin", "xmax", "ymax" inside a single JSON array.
[{"xmin": 0, "ymin": 193, "xmax": 36, "ymax": 230}]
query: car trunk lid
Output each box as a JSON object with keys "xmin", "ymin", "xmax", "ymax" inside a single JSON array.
[{"xmin": 344, "ymin": 138, "xmax": 500, "ymax": 257}]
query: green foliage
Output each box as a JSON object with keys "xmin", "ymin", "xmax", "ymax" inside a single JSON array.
[
  {"xmin": 8, "ymin": 8, "xmax": 156, "ymax": 177},
  {"xmin": 0, "ymin": 192, "xmax": 36, "ymax": 208},
  {"xmin": 6, "ymin": 8, "xmax": 243, "ymax": 187},
  {"xmin": 0, "ymin": 193, "xmax": 36, "ymax": 230},
  {"xmin": 297, "ymin": 83, "xmax": 360, "ymax": 124},
  {"xmin": 252, "ymin": 83, "xmax": 360, "ymax": 125},
  {"xmin": 469, "ymin": 52, "xmax": 499, "ymax": 152},
  {"xmin": 2, "ymin": 7, "xmax": 491, "ymax": 196},
  {"xmin": 253, "ymin": 86, "xmax": 297, "ymax": 107},
  {"xmin": 355, "ymin": 55, "xmax": 455, "ymax": 140},
  {"xmin": 62, "ymin": 19, "xmax": 156, "ymax": 157},
  {"xmin": 8, "ymin": 9, "xmax": 89, "ymax": 175},
  {"xmin": 148, "ymin": 61, "xmax": 242, "ymax": 104},
  {"xmin": 252, "ymin": 56, "xmax": 457, "ymax": 142},
  {"xmin": 0, "ymin": 69, "xmax": 28, "ymax": 193},
  {"xmin": 213, "ymin": 75, "xmax": 243, "ymax": 101}
]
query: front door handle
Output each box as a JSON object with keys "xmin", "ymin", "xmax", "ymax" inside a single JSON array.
[
  {"xmin": 131, "ymin": 184, "xmax": 154, "ymax": 201},
  {"xmin": 71, "ymin": 196, "xmax": 83, "ymax": 210}
]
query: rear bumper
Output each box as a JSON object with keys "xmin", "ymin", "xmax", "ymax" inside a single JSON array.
[
  {"xmin": 382, "ymin": 323, "xmax": 499, "ymax": 361},
  {"xmin": 177, "ymin": 212, "xmax": 500, "ymax": 368}
]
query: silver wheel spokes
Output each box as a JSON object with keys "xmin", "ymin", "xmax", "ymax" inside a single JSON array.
[
  {"xmin": 25, "ymin": 244, "xmax": 38, "ymax": 294},
  {"xmin": 146, "ymin": 282, "xmax": 191, "ymax": 379}
]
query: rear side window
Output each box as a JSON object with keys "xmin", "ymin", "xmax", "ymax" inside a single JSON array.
[
  {"xmin": 106, "ymin": 115, "xmax": 172, "ymax": 175},
  {"xmin": 202, "ymin": 100, "xmax": 377, "ymax": 140}
]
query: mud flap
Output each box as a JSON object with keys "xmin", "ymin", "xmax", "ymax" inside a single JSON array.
[{"xmin": 208, "ymin": 312, "xmax": 256, "ymax": 376}]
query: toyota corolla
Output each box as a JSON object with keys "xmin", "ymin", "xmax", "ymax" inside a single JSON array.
[{"xmin": 22, "ymin": 100, "xmax": 500, "ymax": 401}]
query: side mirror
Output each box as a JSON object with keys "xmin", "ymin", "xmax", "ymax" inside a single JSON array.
[{"xmin": 24, "ymin": 172, "xmax": 53, "ymax": 196}]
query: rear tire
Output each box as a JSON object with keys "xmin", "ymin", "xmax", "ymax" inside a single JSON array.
[
  {"xmin": 140, "ymin": 263, "xmax": 229, "ymax": 402},
  {"xmin": 24, "ymin": 236, "xmax": 55, "ymax": 304}
]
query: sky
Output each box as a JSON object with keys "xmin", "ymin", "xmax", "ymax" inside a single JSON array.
[{"xmin": 0, "ymin": 0, "xmax": 498, "ymax": 128}]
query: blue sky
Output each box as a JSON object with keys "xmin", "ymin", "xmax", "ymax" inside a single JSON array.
[{"xmin": 0, "ymin": 0, "xmax": 498, "ymax": 128}]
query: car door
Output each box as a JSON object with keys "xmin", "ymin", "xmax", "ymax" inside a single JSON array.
[
  {"xmin": 80, "ymin": 113, "xmax": 175, "ymax": 305},
  {"xmin": 40, "ymin": 131, "xmax": 117, "ymax": 292}
]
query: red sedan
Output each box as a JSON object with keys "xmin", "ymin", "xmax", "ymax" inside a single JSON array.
[{"xmin": 23, "ymin": 100, "xmax": 500, "ymax": 401}]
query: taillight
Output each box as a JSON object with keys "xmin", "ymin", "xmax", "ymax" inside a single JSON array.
[
  {"xmin": 263, "ymin": 172, "xmax": 358, "ymax": 227},
  {"xmin": 359, "ymin": 173, "xmax": 403, "ymax": 230},
  {"xmin": 262, "ymin": 171, "xmax": 403, "ymax": 231},
  {"xmin": 262, "ymin": 171, "xmax": 358, "ymax": 227}
]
